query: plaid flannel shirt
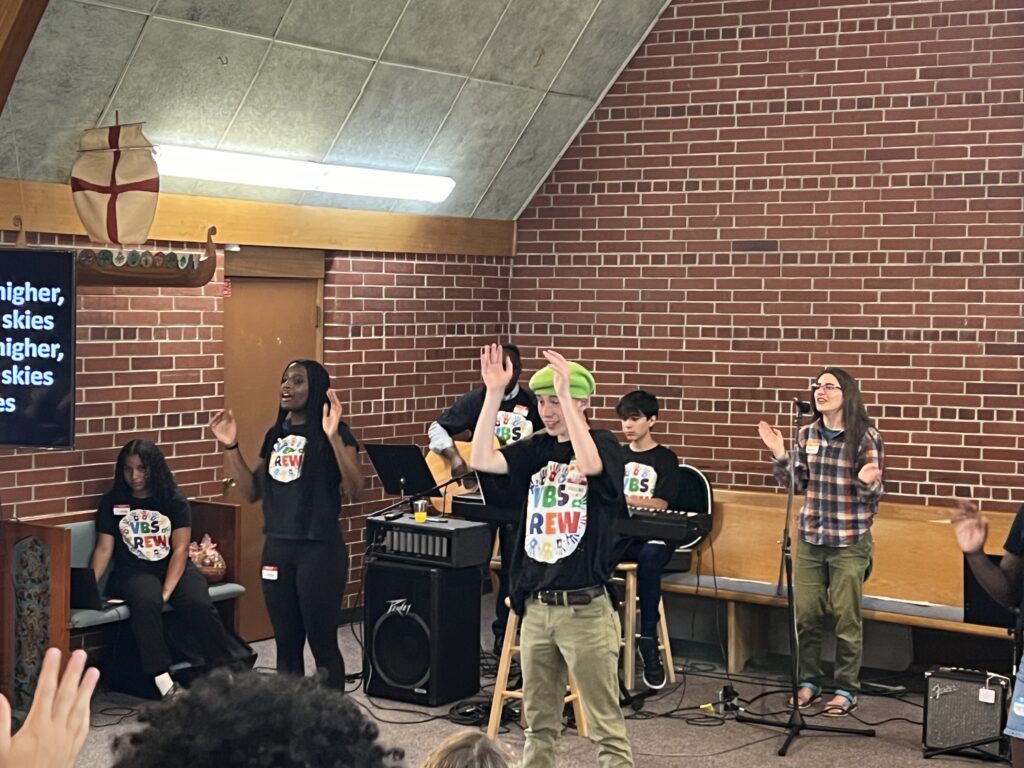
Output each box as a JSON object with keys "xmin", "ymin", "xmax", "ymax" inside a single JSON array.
[{"xmin": 773, "ymin": 420, "xmax": 884, "ymax": 547}]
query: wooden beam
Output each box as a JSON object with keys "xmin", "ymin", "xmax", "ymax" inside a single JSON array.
[
  {"xmin": 0, "ymin": 178, "xmax": 516, "ymax": 257},
  {"xmin": 0, "ymin": 0, "xmax": 48, "ymax": 112}
]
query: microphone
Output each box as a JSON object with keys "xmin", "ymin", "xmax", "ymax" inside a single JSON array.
[{"xmin": 793, "ymin": 398, "xmax": 811, "ymax": 414}]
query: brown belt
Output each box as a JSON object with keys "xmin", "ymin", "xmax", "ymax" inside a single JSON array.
[{"xmin": 533, "ymin": 585, "xmax": 605, "ymax": 606}]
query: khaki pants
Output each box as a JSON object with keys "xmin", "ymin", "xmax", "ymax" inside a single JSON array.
[
  {"xmin": 794, "ymin": 531, "xmax": 874, "ymax": 693},
  {"xmin": 519, "ymin": 592, "xmax": 633, "ymax": 768}
]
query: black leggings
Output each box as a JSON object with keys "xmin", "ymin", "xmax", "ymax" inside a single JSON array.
[{"xmin": 261, "ymin": 536, "xmax": 348, "ymax": 689}]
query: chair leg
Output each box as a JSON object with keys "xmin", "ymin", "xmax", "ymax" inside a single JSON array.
[
  {"xmin": 657, "ymin": 597, "xmax": 676, "ymax": 684},
  {"xmin": 622, "ymin": 570, "xmax": 638, "ymax": 690},
  {"xmin": 567, "ymin": 670, "xmax": 589, "ymax": 739},
  {"xmin": 487, "ymin": 610, "xmax": 520, "ymax": 738}
]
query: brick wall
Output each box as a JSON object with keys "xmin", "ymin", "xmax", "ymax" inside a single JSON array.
[
  {"xmin": 0, "ymin": 235, "xmax": 510, "ymax": 607},
  {"xmin": 515, "ymin": 0, "xmax": 1024, "ymax": 510}
]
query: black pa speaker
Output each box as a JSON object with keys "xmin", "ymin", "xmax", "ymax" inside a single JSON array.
[
  {"xmin": 923, "ymin": 667, "xmax": 1009, "ymax": 760},
  {"xmin": 363, "ymin": 559, "xmax": 480, "ymax": 706}
]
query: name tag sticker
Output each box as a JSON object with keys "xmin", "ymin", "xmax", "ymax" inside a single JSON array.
[
  {"xmin": 514, "ymin": 404, "xmax": 529, "ymax": 416},
  {"xmin": 979, "ymin": 688, "xmax": 996, "ymax": 704},
  {"xmin": 261, "ymin": 566, "xmax": 279, "ymax": 581},
  {"xmin": 113, "ymin": 504, "xmax": 130, "ymax": 516},
  {"xmin": 806, "ymin": 439, "xmax": 820, "ymax": 456}
]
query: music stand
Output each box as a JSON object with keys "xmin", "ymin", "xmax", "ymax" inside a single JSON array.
[
  {"xmin": 736, "ymin": 400, "xmax": 875, "ymax": 754},
  {"xmin": 364, "ymin": 444, "xmax": 438, "ymax": 498}
]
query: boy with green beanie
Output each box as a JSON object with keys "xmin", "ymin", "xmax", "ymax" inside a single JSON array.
[{"xmin": 471, "ymin": 344, "xmax": 633, "ymax": 768}]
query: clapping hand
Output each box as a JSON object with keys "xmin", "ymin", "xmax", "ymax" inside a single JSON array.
[
  {"xmin": 951, "ymin": 499, "xmax": 988, "ymax": 555},
  {"xmin": 0, "ymin": 648, "xmax": 99, "ymax": 768},
  {"xmin": 480, "ymin": 343, "xmax": 513, "ymax": 393}
]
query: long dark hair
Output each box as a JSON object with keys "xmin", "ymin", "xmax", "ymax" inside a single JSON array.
[
  {"xmin": 811, "ymin": 367, "xmax": 875, "ymax": 467},
  {"xmin": 110, "ymin": 439, "xmax": 178, "ymax": 507}
]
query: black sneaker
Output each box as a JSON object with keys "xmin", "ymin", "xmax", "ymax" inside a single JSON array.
[
  {"xmin": 492, "ymin": 634, "xmax": 505, "ymax": 657},
  {"xmin": 637, "ymin": 636, "xmax": 666, "ymax": 690}
]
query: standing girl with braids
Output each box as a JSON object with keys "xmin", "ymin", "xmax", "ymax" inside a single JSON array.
[{"xmin": 208, "ymin": 360, "xmax": 363, "ymax": 689}]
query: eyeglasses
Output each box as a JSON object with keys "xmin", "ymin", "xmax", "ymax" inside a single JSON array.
[{"xmin": 811, "ymin": 383, "xmax": 842, "ymax": 393}]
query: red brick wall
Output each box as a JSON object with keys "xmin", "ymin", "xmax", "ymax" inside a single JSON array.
[
  {"xmin": 0, "ymin": 232, "xmax": 225, "ymax": 519},
  {"xmin": 0, "ymin": 235, "xmax": 509, "ymax": 607},
  {"xmin": 515, "ymin": 0, "xmax": 1024, "ymax": 509}
]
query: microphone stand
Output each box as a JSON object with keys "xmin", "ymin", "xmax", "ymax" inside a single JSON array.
[{"xmin": 736, "ymin": 399, "xmax": 875, "ymax": 755}]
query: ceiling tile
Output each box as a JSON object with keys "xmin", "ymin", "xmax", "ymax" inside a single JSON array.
[
  {"xmin": 5, "ymin": 0, "xmax": 147, "ymax": 182},
  {"xmin": 324, "ymin": 64, "xmax": 463, "ymax": 170},
  {"xmin": 473, "ymin": 0, "xmax": 599, "ymax": 90},
  {"xmin": 103, "ymin": 18, "xmax": 268, "ymax": 147},
  {"xmin": 155, "ymin": 0, "xmax": 290, "ymax": 38},
  {"xmin": 391, "ymin": 79, "xmax": 542, "ymax": 217},
  {"xmin": 475, "ymin": 91, "xmax": 593, "ymax": 219},
  {"xmin": 552, "ymin": 0, "xmax": 669, "ymax": 100},
  {"xmin": 381, "ymin": 0, "xmax": 507, "ymax": 76},
  {"xmin": 220, "ymin": 44, "xmax": 372, "ymax": 160},
  {"xmin": 277, "ymin": 0, "xmax": 406, "ymax": 59},
  {"xmin": 0, "ymin": 104, "xmax": 19, "ymax": 178}
]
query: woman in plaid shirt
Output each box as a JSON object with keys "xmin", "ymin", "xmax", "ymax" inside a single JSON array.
[{"xmin": 758, "ymin": 368, "xmax": 884, "ymax": 717}]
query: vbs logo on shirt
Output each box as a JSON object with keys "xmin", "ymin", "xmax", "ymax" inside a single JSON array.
[
  {"xmin": 524, "ymin": 460, "xmax": 588, "ymax": 564},
  {"xmin": 269, "ymin": 434, "xmax": 307, "ymax": 483},
  {"xmin": 118, "ymin": 508, "xmax": 172, "ymax": 562},
  {"xmin": 494, "ymin": 409, "xmax": 533, "ymax": 446},
  {"xmin": 624, "ymin": 461, "xmax": 658, "ymax": 499}
]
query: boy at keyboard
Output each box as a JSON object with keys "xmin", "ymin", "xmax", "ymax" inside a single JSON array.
[{"xmin": 614, "ymin": 390, "xmax": 680, "ymax": 690}]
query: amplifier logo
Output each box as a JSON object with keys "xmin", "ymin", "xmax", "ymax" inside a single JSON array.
[{"xmin": 386, "ymin": 598, "xmax": 412, "ymax": 616}]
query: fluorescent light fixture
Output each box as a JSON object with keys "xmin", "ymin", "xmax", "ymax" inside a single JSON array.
[{"xmin": 154, "ymin": 145, "xmax": 455, "ymax": 203}]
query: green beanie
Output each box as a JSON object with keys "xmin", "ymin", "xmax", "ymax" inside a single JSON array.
[{"xmin": 529, "ymin": 361, "xmax": 595, "ymax": 399}]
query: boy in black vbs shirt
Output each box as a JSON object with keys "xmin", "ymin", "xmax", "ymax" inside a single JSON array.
[
  {"xmin": 613, "ymin": 391, "xmax": 681, "ymax": 691},
  {"xmin": 470, "ymin": 345, "xmax": 633, "ymax": 768}
]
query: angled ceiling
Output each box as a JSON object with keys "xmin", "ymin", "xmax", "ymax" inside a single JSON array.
[{"xmin": 1, "ymin": 0, "xmax": 669, "ymax": 220}]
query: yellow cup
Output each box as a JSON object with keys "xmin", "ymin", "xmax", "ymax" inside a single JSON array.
[{"xmin": 413, "ymin": 499, "xmax": 429, "ymax": 523}]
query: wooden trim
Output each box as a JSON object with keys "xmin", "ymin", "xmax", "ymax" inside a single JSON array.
[
  {"xmin": 0, "ymin": 178, "xmax": 516, "ymax": 257},
  {"xmin": 0, "ymin": 0, "xmax": 48, "ymax": 112},
  {"xmin": 225, "ymin": 246, "xmax": 325, "ymax": 279}
]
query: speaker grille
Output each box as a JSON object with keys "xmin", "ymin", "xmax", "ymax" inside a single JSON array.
[
  {"xmin": 371, "ymin": 611, "xmax": 430, "ymax": 690},
  {"xmin": 924, "ymin": 668, "xmax": 1008, "ymax": 759}
]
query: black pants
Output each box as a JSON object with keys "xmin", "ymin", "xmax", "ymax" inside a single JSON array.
[
  {"xmin": 115, "ymin": 563, "xmax": 233, "ymax": 677},
  {"xmin": 261, "ymin": 536, "xmax": 348, "ymax": 689}
]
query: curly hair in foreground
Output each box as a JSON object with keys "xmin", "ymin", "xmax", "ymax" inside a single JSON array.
[{"xmin": 112, "ymin": 670, "xmax": 404, "ymax": 768}]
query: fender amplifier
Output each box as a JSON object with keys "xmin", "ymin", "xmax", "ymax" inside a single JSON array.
[{"xmin": 923, "ymin": 666, "xmax": 1009, "ymax": 760}]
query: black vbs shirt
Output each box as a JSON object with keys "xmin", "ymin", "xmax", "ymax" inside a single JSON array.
[
  {"xmin": 502, "ymin": 429, "xmax": 626, "ymax": 613},
  {"xmin": 259, "ymin": 419, "xmax": 360, "ymax": 541},
  {"xmin": 95, "ymin": 489, "xmax": 191, "ymax": 577},
  {"xmin": 622, "ymin": 444, "xmax": 680, "ymax": 506}
]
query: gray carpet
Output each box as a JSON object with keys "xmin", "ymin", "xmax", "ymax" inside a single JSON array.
[{"xmin": 73, "ymin": 597, "xmax": 990, "ymax": 767}]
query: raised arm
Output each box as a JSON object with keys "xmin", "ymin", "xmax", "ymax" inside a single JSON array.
[
  {"xmin": 323, "ymin": 389, "xmax": 364, "ymax": 503},
  {"xmin": 469, "ymin": 344, "xmax": 510, "ymax": 475},
  {"xmin": 209, "ymin": 409, "xmax": 262, "ymax": 503},
  {"xmin": 953, "ymin": 499, "xmax": 1021, "ymax": 609}
]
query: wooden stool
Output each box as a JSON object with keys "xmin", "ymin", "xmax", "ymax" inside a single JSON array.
[
  {"xmin": 486, "ymin": 599, "xmax": 588, "ymax": 739},
  {"xmin": 614, "ymin": 562, "xmax": 676, "ymax": 690}
]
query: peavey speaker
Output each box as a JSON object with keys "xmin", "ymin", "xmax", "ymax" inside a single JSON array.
[
  {"xmin": 923, "ymin": 667, "xmax": 1009, "ymax": 760},
  {"xmin": 364, "ymin": 559, "xmax": 481, "ymax": 706}
]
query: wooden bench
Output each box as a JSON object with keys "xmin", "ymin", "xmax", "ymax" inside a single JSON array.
[
  {"xmin": 662, "ymin": 489, "xmax": 1014, "ymax": 673},
  {"xmin": 0, "ymin": 500, "xmax": 244, "ymax": 708}
]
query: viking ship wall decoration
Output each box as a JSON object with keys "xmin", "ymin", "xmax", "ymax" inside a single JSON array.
[{"xmin": 69, "ymin": 122, "xmax": 159, "ymax": 246}]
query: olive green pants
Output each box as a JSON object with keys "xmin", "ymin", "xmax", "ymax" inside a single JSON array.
[
  {"xmin": 519, "ymin": 593, "xmax": 633, "ymax": 768},
  {"xmin": 794, "ymin": 531, "xmax": 873, "ymax": 694}
]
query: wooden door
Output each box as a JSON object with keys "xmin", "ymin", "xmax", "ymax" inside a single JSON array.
[{"xmin": 222, "ymin": 277, "xmax": 321, "ymax": 640}]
